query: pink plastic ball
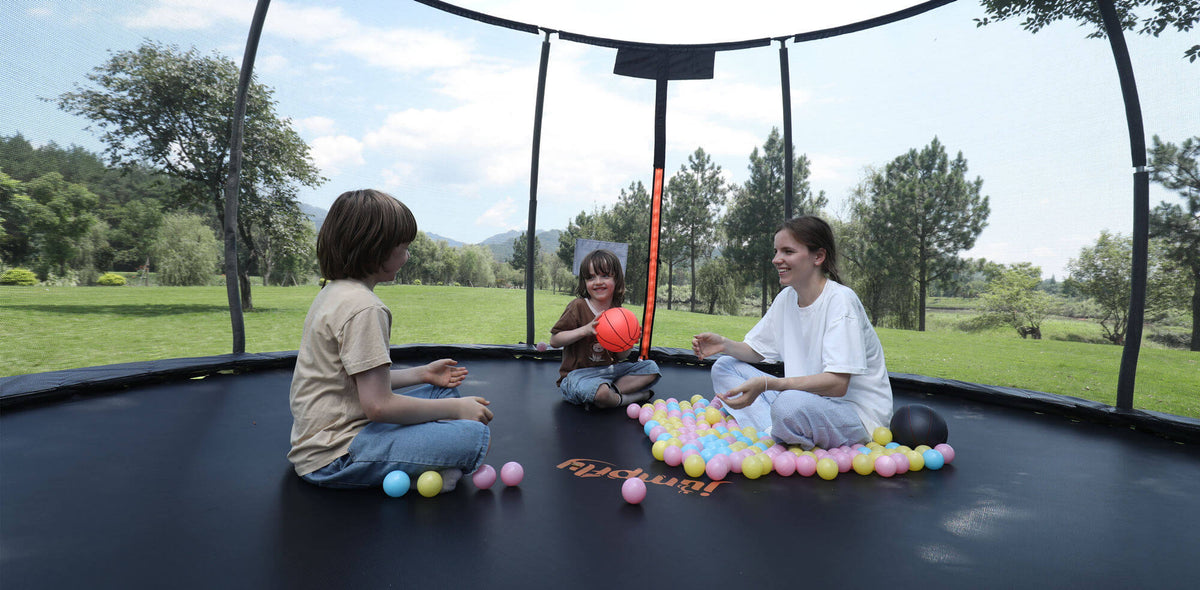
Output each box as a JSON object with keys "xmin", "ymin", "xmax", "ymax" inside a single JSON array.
[
  {"xmin": 706, "ymin": 454, "xmax": 731, "ymax": 480},
  {"xmin": 874, "ymin": 455, "xmax": 896, "ymax": 478},
  {"xmin": 638, "ymin": 407, "xmax": 653, "ymax": 425},
  {"xmin": 648, "ymin": 425, "xmax": 666, "ymax": 441},
  {"xmin": 626, "ymin": 403, "xmax": 641, "ymax": 419},
  {"xmin": 795, "ymin": 455, "xmax": 818, "ymax": 477},
  {"xmin": 772, "ymin": 452, "xmax": 797, "ymax": 476},
  {"xmin": 621, "ymin": 477, "xmax": 647, "ymax": 504},
  {"xmin": 472, "ymin": 464, "xmax": 497, "ymax": 489},
  {"xmin": 834, "ymin": 453, "xmax": 852, "ymax": 473},
  {"xmin": 891, "ymin": 453, "xmax": 909, "ymax": 474},
  {"xmin": 536, "ymin": 341, "xmax": 548, "ymax": 352},
  {"xmin": 500, "ymin": 461, "xmax": 524, "ymax": 486},
  {"xmin": 934, "ymin": 443, "xmax": 956, "ymax": 464},
  {"xmin": 663, "ymin": 445, "xmax": 683, "ymax": 467}
]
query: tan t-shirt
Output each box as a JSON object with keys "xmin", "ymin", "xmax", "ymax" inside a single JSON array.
[
  {"xmin": 288, "ymin": 279, "xmax": 392, "ymax": 476},
  {"xmin": 550, "ymin": 298, "xmax": 627, "ymax": 385}
]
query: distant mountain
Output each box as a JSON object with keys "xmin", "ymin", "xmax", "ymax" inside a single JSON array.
[
  {"xmin": 300, "ymin": 202, "xmax": 327, "ymax": 231},
  {"xmin": 427, "ymin": 233, "xmax": 465, "ymax": 248},
  {"xmin": 484, "ymin": 229, "xmax": 562, "ymax": 263}
]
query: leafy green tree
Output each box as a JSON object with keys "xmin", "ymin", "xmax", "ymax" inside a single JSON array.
[
  {"xmin": 556, "ymin": 209, "xmax": 607, "ymax": 269},
  {"xmin": 397, "ymin": 231, "xmax": 437, "ymax": 285},
  {"xmin": 858, "ymin": 137, "xmax": 990, "ymax": 331},
  {"xmin": 57, "ymin": 41, "xmax": 323, "ymax": 309},
  {"xmin": 606, "ymin": 182, "xmax": 653, "ymax": 305},
  {"xmin": 0, "ymin": 171, "xmax": 33, "ymax": 266},
  {"xmin": 695, "ymin": 257, "xmax": 744, "ymax": 316},
  {"xmin": 839, "ymin": 178, "xmax": 919, "ymax": 328},
  {"xmin": 724, "ymin": 128, "xmax": 827, "ymax": 314},
  {"xmin": 510, "ymin": 231, "xmax": 541, "ymax": 273},
  {"xmin": 23, "ymin": 172, "xmax": 98, "ymax": 279},
  {"xmin": 1148, "ymin": 135, "xmax": 1200, "ymax": 350},
  {"xmin": 976, "ymin": 0, "xmax": 1200, "ymax": 62},
  {"xmin": 457, "ymin": 245, "xmax": 496, "ymax": 287},
  {"xmin": 153, "ymin": 213, "xmax": 221, "ymax": 286},
  {"xmin": 665, "ymin": 147, "xmax": 726, "ymax": 311},
  {"xmin": 978, "ymin": 263, "xmax": 1053, "ymax": 339},
  {"xmin": 260, "ymin": 211, "xmax": 316, "ymax": 286},
  {"xmin": 1067, "ymin": 230, "xmax": 1133, "ymax": 344}
]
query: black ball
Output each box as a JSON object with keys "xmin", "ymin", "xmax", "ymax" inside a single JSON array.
[{"xmin": 889, "ymin": 404, "xmax": 948, "ymax": 447}]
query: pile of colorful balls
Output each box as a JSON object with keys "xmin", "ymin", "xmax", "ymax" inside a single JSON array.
[{"xmin": 627, "ymin": 395, "xmax": 955, "ymax": 481}]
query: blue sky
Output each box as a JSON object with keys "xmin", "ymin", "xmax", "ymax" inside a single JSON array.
[{"xmin": 3, "ymin": 0, "xmax": 1197, "ymax": 278}]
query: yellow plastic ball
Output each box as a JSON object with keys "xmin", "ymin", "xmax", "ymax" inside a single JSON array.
[
  {"xmin": 906, "ymin": 451, "xmax": 925, "ymax": 471},
  {"xmin": 873, "ymin": 426, "xmax": 893, "ymax": 445},
  {"xmin": 729, "ymin": 442, "xmax": 748, "ymax": 452},
  {"xmin": 705, "ymin": 407, "xmax": 723, "ymax": 425},
  {"xmin": 851, "ymin": 453, "xmax": 874, "ymax": 476},
  {"xmin": 683, "ymin": 454, "xmax": 706, "ymax": 478},
  {"xmin": 816, "ymin": 457, "xmax": 839, "ymax": 481},
  {"xmin": 691, "ymin": 394, "xmax": 705, "ymax": 403},
  {"xmin": 417, "ymin": 471, "xmax": 443, "ymax": 497},
  {"xmin": 914, "ymin": 445, "xmax": 933, "ymax": 455},
  {"xmin": 756, "ymin": 453, "xmax": 774, "ymax": 475},
  {"xmin": 742, "ymin": 456, "xmax": 763, "ymax": 479},
  {"xmin": 652, "ymin": 440, "xmax": 668, "ymax": 461}
]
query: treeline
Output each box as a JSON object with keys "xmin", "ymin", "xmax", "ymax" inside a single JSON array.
[{"xmin": 0, "ymin": 134, "xmax": 314, "ymax": 288}]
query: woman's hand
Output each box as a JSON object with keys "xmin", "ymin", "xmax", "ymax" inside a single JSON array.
[
  {"xmin": 716, "ymin": 376, "xmax": 768, "ymax": 410},
  {"xmin": 454, "ymin": 396, "xmax": 493, "ymax": 424},
  {"xmin": 691, "ymin": 332, "xmax": 726, "ymax": 359}
]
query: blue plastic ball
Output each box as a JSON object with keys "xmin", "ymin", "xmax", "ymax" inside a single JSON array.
[
  {"xmin": 383, "ymin": 470, "xmax": 411, "ymax": 497},
  {"xmin": 922, "ymin": 449, "xmax": 945, "ymax": 471},
  {"xmin": 885, "ymin": 442, "xmax": 900, "ymax": 449}
]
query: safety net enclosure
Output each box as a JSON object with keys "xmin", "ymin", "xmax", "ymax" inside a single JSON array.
[{"xmin": 2, "ymin": 1, "xmax": 1199, "ymax": 586}]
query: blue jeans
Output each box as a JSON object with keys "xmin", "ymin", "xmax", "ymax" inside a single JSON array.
[
  {"xmin": 711, "ymin": 356, "xmax": 867, "ymax": 449},
  {"xmin": 559, "ymin": 360, "xmax": 661, "ymax": 405},
  {"xmin": 301, "ymin": 384, "xmax": 491, "ymax": 489}
]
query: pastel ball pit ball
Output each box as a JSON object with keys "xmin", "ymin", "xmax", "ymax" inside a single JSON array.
[
  {"xmin": 417, "ymin": 471, "xmax": 442, "ymax": 497},
  {"xmin": 622, "ymin": 477, "xmax": 647, "ymax": 504},
  {"xmin": 627, "ymin": 403, "xmax": 641, "ymax": 419},
  {"xmin": 889, "ymin": 404, "xmax": 949, "ymax": 447},
  {"xmin": 472, "ymin": 464, "xmax": 497, "ymax": 489},
  {"xmin": 816, "ymin": 457, "xmax": 839, "ymax": 480},
  {"xmin": 382, "ymin": 470, "xmax": 411, "ymax": 497},
  {"xmin": 922, "ymin": 449, "xmax": 945, "ymax": 470},
  {"xmin": 594, "ymin": 307, "xmax": 640, "ymax": 352},
  {"xmin": 934, "ymin": 443, "xmax": 956, "ymax": 464},
  {"xmin": 500, "ymin": 462, "xmax": 524, "ymax": 486}
]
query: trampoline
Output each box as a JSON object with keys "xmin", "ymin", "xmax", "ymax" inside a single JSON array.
[{"xmin": 2, "ymin": 345, "xmax": 1198, "ymax": 589}]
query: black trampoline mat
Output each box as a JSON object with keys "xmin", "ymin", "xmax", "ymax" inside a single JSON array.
[{"xmin": 2, "ymin": 354, "xmax": 1198, "ymax": 589}]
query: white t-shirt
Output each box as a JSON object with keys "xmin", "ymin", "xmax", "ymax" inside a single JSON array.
[
  {"xmin": 288, "ymin": 279, "xmax": 393, "ymax": 476},
  {"xmin": 743, "ymin": 281, "xmax": 892, "ymax": 433}
]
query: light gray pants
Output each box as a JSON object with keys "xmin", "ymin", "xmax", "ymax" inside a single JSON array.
[{"xmin": 710, "ymin": 355, "xmax": 868, "ymax": 449}]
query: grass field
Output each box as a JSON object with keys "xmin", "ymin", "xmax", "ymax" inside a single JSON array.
[{"xmin": 1, "ymin": 284, "xmax": 1196, "ymax": 418}]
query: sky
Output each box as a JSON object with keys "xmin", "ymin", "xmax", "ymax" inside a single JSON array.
[{"xmin": 3, "ymin": 0, "xmax": 1197, "ymax": 279}]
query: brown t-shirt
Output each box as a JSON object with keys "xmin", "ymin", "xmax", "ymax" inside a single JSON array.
[{"xmin": 550, "ymin": 298, "xmax": 629, "ymax": 385}]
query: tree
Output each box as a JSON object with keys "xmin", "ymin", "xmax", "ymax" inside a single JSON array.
[
  {"xmin": 665, "ymin": 147, "xmax": 727, "ymax": 312},
  {"xmin": 1067, "ymin": 230, "xmax": 1132, "ymax": 345},
  {"xmin": 510, "ymin": 231, "xmax": 541, "ymax": 273},
  {"xmin": 23, "ymin": 172, "xmax": 99, "ymax": 279},
  {"xmin": 57, "ymin": 41, "xmax": 323, "ymax": 309},
  {"xmin": 457, "ymin": 245, "xmax": 496, "ymax": 287},
  {"xmin": 839, "ymin": 176, "xmax": 919, "ymax": 328},
  {"xmin": 153, "ymin": 213, "xmax": 221, "ymax": 286},
  {"xmin": 695, "ymin": 257, "xmax": 744, "ymax": 316},
  {"xmin": 978, "ymin": 263, "xmax": 1053, "ymax": 339},
  {"xmin": 858, "ymin": 137, "xmax": 990, "ymax": 331},
  {"xmin": 0, "ymin": 171, "xmax": 33, "ymax": 266},
  {"xmin": 1148, "ymin": 135, "xmax": 1200, "ymax": 350},
  {"xmin": 976, "ymin": 0, "xmax": 1200, "ymax": 62},
  {"xmin": 260, "ymin": 211, "xmax": 316, "ymax": 286},
  {"xmin": 723, "ymin": 128, "xmax": 827, "ymax": 314},
  {"xmin": 606, "ymin": 182, "xmax": 653, "ymax": 305}
]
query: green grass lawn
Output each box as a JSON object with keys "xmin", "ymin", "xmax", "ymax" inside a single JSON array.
[{"xmin": 2, "ymin": 284, "xmax": 1196, "ymax": 418}]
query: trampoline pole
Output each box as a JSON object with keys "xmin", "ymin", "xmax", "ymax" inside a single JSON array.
[
  {"xmin": 526, "ymin": 31, "xmax": 551, "ymax": 346},
  {"xmin": 779, "ymin": 39, "xmax": 794, "ymax": 219},
  {"xmin": 222, "ymin": 0, "xmax": 272, "ymax": 354},
  {"xmin": 1095, "ymin": 0, "xmax": 1148, "ymax": 410},
  {"xmin": 639, "ymin": 78, "xmax": 669, "ymax": 360}
]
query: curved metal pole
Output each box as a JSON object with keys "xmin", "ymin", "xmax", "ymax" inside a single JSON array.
[
  {"xmin": 1096, "ymin": 0, "xmax": 1148, "ymax": 410},
  {"xmin": 526, "ymin": 31, "xmax": 551, "ymax": 346},
  {"xmin": 778, "ymin": 39, "xmax": 795, "ymax": 219},
  {"xmin": 223, "ymin": 0, "xmax": 272, "ymax": 354}
]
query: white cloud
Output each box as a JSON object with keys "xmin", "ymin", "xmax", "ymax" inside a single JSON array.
[
  {"xmin": 476, "ymin": 197, "xmax": 521, "ymax": 231},
  {"xmin": 309, "ymin": 135, "xmax": 364, "ymax": 175},
  {"xmin": 122, "ymin": 0, "xmax": 253, "ymax": 30},
  {"xmin": 296, "ymin": 116, "xmax": 338, "ymax": 136}
]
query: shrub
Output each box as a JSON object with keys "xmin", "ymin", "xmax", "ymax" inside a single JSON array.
[
  {"xmin": 0, "ymin": 268, "xmax": 38, "ymax": 286},
  {"xmin": 97, "ymin": 272, "xmax": 126, "ymax": 286}
]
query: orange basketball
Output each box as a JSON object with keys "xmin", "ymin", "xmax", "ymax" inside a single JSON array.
[{"xmin": 595, "ymin": 307, "xmax": 640, "ymax": 352}]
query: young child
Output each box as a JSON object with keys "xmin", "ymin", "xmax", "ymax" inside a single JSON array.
[
  {"xmin": 288, "ymin": 189, "xmax": 492, "ymax": 491},
  {"xmin": 550, "ymin": 249, "xmax": 660, "ymax": 409},
  {"xmin": 692, "ymin": 216, "xmax": 891, "ymax": 449}
]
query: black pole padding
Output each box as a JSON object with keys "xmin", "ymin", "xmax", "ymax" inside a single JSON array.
[
  {"xmin": 779, "ymin": 40, "xmax": 794, "ymax": 220},
  {"xmin": 223, "ymin": 0, "xmax": 271, "ymax": 354},
  {"xmin": 1095, "ymin": 0, "xmax": 1148, "ymax": 410},
  {"xmin": 526, "ymin": 32, "xmax": 551, "ymax": 346}
]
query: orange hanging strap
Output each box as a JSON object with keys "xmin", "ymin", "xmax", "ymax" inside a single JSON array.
[{"xmin": 640, "ymin": 166, "xmax": 664, "ymax": 360}]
